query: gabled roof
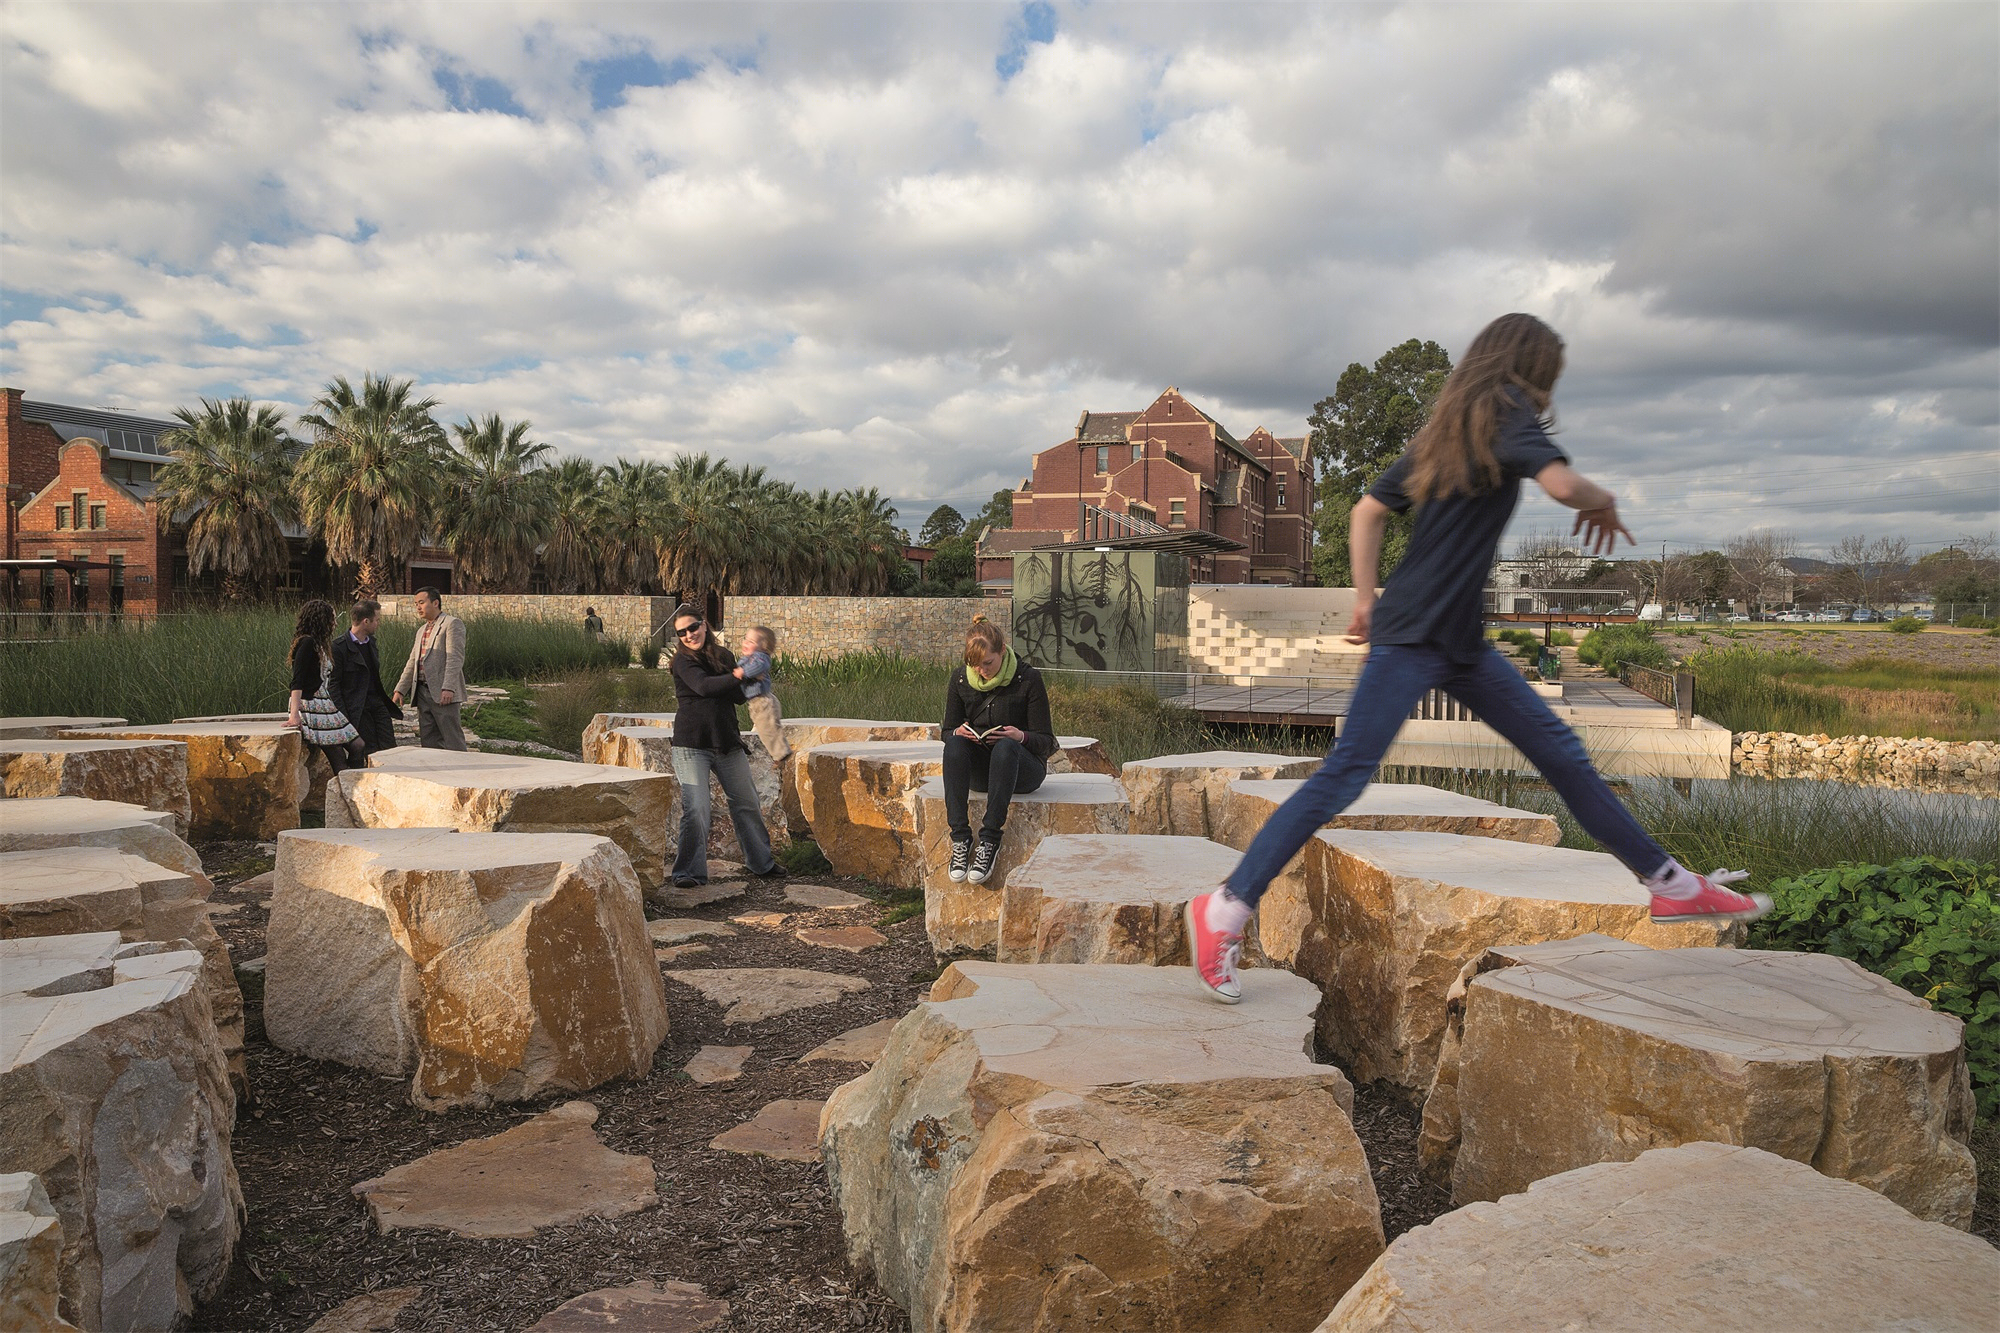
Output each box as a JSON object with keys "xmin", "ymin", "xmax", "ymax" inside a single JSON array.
[
  {"xmin": 1276, "ymin": 436, "xmax": 1307, "ymax": 461},
  {"xmin": 1214, "ymin": 470, "xmax": 1243, "ymax": 506},
  {"xmin": 1076, "ymin": 411, "xmax": 1141, "ymax": 442}
]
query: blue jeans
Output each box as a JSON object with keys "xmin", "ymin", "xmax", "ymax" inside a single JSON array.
[
  {"xmin": 1225, "ymin": 644, "xmax": 1672, "ymax": 907},
  {"xmin": 671, "ymin": 744, "xmax": 777, "ymax": 882}
]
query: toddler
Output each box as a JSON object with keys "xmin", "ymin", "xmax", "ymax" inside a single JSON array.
[{"xmin": 733, "ymin": 625, "xmax": 792, "ymax": 762}]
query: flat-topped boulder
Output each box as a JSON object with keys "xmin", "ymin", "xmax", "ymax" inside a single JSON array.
[
  {"xmin": 779, "ymin": 718, "xmax": 940, "ymax": 833},
  {"xmin": 0, "ymin": 846, "xmax": 243, "ymax": 1089},
  {"xmin": 1047, "ymin": 735, "xmax": 1115, "ymax": 775},
  {"xmin": 1269, "ymin": 830, "xmax": 1740, "ymax": 1094},
  {"xmin": 1120, "ymin": 750, "xmax": 1320, "ymax": 837},
  {"xmin": 912, "ymin": 774, "xmax": 1130, "ymax": 958},
  {"xmin": 594, "ymin": 726, "xmax": 789, "ymax": 864},
  {"xmin": 0, "ymin": 795, "xmax": 206, "ymax": 880},
  {"xmin": 0, "ymin": 716, "xmax": 125, "ymax": 740},
  {"xmin": 804, "ymin": 741, "xmax": 946, "ymax": 887},
  {"xmin": 265, "ymin": 828, "xmax": 669, "ymax": 1110},
  {"xmin": 580, "ymin": 711, "xmax": 676, "ymax": 766},
  {"xmin": 1217, "ymin": 779, "xmax": 1561, "ymax": 851},
  {"xmin": 1419, "ymin": 935, "xmax": 1977, "ymax": 1227},
  {"xmin": 327, "ymin": 747, "xmax": 674, "ymax": 890},
  {"xmin": 997, "ymin": 833, "xmax": 1244, "ymax": 965},
  {"xmin": 62, "ymin": 721, "xmax": 307, "ymax": 840},
  {"xmin": 0, "ymin": 933, "xmax": 241, "ymax": 1332},
  {"xmin": 1318, "ymin": 1143, "xmax": 2000, "ymax": 1333},
  {"xmin": 0, "ymin": 1172, "xmax": 69, "ymax": 1332},
  {"xmin": 822, "ymin": 962, "xmax": 1384, "ymax": 1332},
  {"xmin": 0, "ymin": 738, "xmax": 191, "ymax": 834}
]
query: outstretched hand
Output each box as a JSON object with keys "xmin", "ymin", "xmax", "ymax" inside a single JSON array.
[{"xmin": 1572, "ymin": 502, "xmax": 1635, "ymax": 555}]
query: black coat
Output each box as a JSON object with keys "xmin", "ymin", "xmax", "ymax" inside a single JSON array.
[
  {"xmin": 942, "ymin": 661, "xmax": 1056, "ymax": 759},
  {"xmin": 671, "ymin": 645, "xmax": 747, "ymax": 751},
  {"xmin": 330, "ymin": 631, "xmax": 401, "ymax": 752}
]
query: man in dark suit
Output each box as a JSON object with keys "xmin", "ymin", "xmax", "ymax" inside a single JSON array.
[{"xmin": 330, "ymin": 598, "xmax": 402, "ymax": 755}]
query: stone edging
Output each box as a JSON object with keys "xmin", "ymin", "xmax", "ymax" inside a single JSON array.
[{"xmin": 1732, "ymin": 731, "xmax": 1999, "ymax": 781}]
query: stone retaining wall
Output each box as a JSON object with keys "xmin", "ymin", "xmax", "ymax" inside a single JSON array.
[
  {"xmin": 381, "ymin": 594, "xmax": 671, "ymax": 658},
  {"xmin": 725, "ymin": 596, "xmax": 999, "ymax": 661},
  {"xmin": 1733, "ymin": 730, "xmax": 2000, "ymax": 789}
]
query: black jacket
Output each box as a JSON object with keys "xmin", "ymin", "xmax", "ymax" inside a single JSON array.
[
  {"xmin": 942, "ymin": 661, "xmax": 1056, "ymax": 759},
  {"xmin": 289, "ymin": 641, "xmax": 330, "ymax": 696},
  {"xmin": 330, "ymin": 631, "xmax": 401, "ymax": 750},
  {"xmin": 671, "ymin": 645, "xmax": 747, "ymax": 751}
]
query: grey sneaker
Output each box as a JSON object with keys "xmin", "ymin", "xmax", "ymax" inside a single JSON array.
[
  {"xmin": 948, "ymin": 836, "xmax": 972, "ymax": 883},
  {"xmin": 967, "ymin": 837, "xmax": 1000, "ymax": 886}
]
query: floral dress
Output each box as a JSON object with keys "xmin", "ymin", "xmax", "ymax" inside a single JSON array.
[{"xmin": 300, "ymin": 651, "xmax": 359, "ymax": 747}]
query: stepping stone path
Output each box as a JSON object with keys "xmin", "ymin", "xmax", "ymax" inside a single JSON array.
[
  {"xmin": 0, "ymin": 714, "xmax": 126, "ymax": 740},
  {"xmin": 796, "ymin": 924, "xmax": 887, "ymax": 952},
  {"xmin": 732, "ymin": 909, "xmax": 790, "ymax": 929},
  {"xmin": 1318, "ymin": 1143, "xmax": 2000, "ymax": 1333},
  {"xmin": 825, "ymin": 963, "xmax": 1384, "ymax": 1332},
  {"xmin": 656, "ymin": 943, "xmax": 709, "ymax": 963},
  {"xmin": 0, "ymin": 1172, "xmax": 65, "ymax": 1332},
  {"xmin": 997, "ymin": 832, "xmax": 1241, "ymax": 965},
  {"xmin": 0, "ymin": 737, "xmax": 191, "ymax": 832},
  {"xmin": 526, "ymin": 1279, "xmax": 728, "ymax": 1332},
  {"xmin": 1120, "ymin": 749, "xmax": 1319, "ymax": 837},
  {"xmin": 1270, "ymin": 829, "xmax": 1740, "ymax": 1093},
  {"xmin": 684, "ymin": 1045, "xmax": 752, "ymax": 1084},
  {"xmin": 0, "ymin": 845, "xmax": 246, "ymax": 1089},
  {"xmin": 710, "ymin": 1099, "xmax": 826, "ymax": 1162},
  {"xmin": 664, "ymin": 968, "xmax": 870, "ymax": 1024},
  {"xmin": 913, "ymin": 773, "xmax": 1130, "ymax": 957},
  {"xmin": 266, "ymin": 829, "xmax": 669, "ymax": 1110},
  {"xmin": 784, "ymin": 882, "xmax": 869, "ymax": 909},
  {"xmin": 1216, "ymin": 778, "xmax": 1562, "ymax": 850},
  {"xmin": 1421, "ymin": 935, "xmax": 1978, "ymax": 1227},
  {"xmin": 803, "ymin": 741, "xmax": 948, "ymax": 887},
  {"xmin": 0, "ymin": 794, "xmax": 206, "ymax": 880},
  {"xmin": 1, "ymin": 932, "xmax": 240, "ymax": 1332},
  {"xmin": 801, "ymin": 1017, "xmax": 900, "ymax": 1066},
  {"xmin": 353, "ymin": 1102, "xmax": 656, "ymax": 1239},
  {"xmin": 647, "ymin": 918, "xmax": 736, "ymax": 945},
  {"xmin": 63, "ymin": 721, "xmax": 307, "ymax": 839},
  {"xmin": 303, "ymin": 1285, "xmax": 423, "ymax": 1333},
  {"xmin": 778, "ymin": 717, "xmax": 941, "ymax": 833},
  {"xmin": 327, "ymin": 747, "xmax": 675, "ymax": 891},
  {"xmin": 662, "ymin": 879, "xmax": 747, "ymax": 909}
]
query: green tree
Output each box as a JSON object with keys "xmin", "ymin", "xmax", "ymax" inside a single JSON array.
[
  {"xmin": 1309, "ymin": 338, "xmax": 1451, "ymax": 586},
  {"xmin": 918, "ymin": 504, "xmax": 965, "ymax": 547},
  {"xmin": 443, "ymin": 415, "xmax": 552, "ymax": 592},
  {"xmin": 153, "ymin": 398, "xmax": 298, "ymax": 602},
  {"xmin": 923, "ymin": 532, "xmax": 978, "ymax": 594},
  {"xmin": 971, "ymin": 489, "xmax": 1014, "ymax": 531},
  {"xmin": 1689, "ymin": 550, "xmax": 1735, "ymax": 606},
  {"xmin": 597, "ymin": 459, "xmax": 667, "ymax": 593},
  {"xmin": 295, "ymin": 374, "xmax": 447, "ymax": 598},
  {"xmin": 539, "ymin": 456, "xmax": 606, "ymax": 594}
]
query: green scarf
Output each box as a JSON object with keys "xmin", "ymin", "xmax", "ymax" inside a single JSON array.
[{"xmin": 966, "ymin": 645, "xmax": 1018, "ymax": 692}]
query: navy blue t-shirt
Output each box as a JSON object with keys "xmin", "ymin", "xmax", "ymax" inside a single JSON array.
[{"xmin": 1365, "ymin": 400, "xmax": 1568, "ymax": 663}]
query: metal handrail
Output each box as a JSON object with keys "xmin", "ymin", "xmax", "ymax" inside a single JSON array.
[{"xmin": 1034, "ymin": 664, "xmax": 1475, "ymax": 722}]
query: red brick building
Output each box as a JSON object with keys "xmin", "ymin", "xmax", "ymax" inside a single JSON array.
[{"xmin": 990, "ymin": 388, "xmax": 1314, "ymax": 588}]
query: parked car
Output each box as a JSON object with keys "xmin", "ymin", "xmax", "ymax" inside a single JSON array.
[
  {"xmin": 1848, "ymin": 608, "xmax": 1879, "ymax": 623},
  {"xmin": 1914, "ymin": 610, "xmax": 1934, "ymax": 621},
  {"xmin": 1813, "ymin": 611, "xmax": 1846, "ymax": 622},
  {"xmin": 1778, "ymin": 611, "xmax": 1809, "ymax": 622},
  {"xmin": 1727, "ymin": 614, "xmax": 1750, "ymax": 622}
]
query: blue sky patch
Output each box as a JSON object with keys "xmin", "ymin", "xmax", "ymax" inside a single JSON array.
[
  {"xmin": 581, "ymin": 50, "xmax": 702, "ymax": 110},
  {"xmin": 996, "ymin": 1, "xmax": 1056, "ymax": 81},
  {"xmin": 432, "ymin": 62, "xmax": 528, "ymax": 116}
]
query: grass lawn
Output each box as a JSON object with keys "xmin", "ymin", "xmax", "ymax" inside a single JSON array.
[{"xmin": 1684, "ymin": 647, "xmax": 1997, "ymax": 740}]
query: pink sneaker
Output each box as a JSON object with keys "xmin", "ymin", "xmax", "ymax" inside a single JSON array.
[
  {"xmin": 1649, "ymin": 869, "xmax": 1773, "ymax": 925},
  {"xmin": 1185, "ymin": 892, "xmax": 1243, "ymax": 1004}
]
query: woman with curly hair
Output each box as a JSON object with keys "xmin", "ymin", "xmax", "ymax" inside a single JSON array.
[{"xmin": 284, "ymin": 598, "xmax": 367, "ymax": 773}]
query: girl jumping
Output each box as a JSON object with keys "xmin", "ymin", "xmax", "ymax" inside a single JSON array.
[{"xmin": 1186, "ymin": 313, "xmax": 1770, "ymax": 1003}]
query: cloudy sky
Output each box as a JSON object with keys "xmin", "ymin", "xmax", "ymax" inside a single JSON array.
[{"xmin": 3, "ymin": 1, "xmax": 1995, "ymax": 553}]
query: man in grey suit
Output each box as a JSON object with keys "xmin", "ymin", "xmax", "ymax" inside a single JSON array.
[{"xmin": 394, "ymin": 586, "xmax": 467, "ymax": 750}]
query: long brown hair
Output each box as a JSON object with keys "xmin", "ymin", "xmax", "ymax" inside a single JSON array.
[
  {"xmin": 1405, "ymin": 314, "xmax": 1565, "ymax": 505},
  {"xmin": 671, "ymin": 602, "xmax": 731, "ymax": 672},
  {"xmin": 963, "ymin": 616, "xmax": 1005, "ymax": 668},
  {"xmin": 289, "ymin": 598, "xmax": 336, "ymax": 665}
]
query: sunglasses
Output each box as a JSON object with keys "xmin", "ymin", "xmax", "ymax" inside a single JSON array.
[{"xmin": 675, "ymin": 623, "xmax": 706, "ymax": 639}]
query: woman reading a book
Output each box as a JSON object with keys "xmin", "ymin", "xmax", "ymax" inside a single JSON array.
[{"xmin": 939, "ymin": 616, "xmax": 1058, "ymax": 887}]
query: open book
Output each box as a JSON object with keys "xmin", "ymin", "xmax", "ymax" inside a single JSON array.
[{"xmin": 968, "ymin": 725, "xmax": 1012, "ymax": 741}]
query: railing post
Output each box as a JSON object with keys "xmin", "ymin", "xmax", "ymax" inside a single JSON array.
[{"xmin": 1674, "ymin": 671, "xmax": 1695, "ymax": 729}]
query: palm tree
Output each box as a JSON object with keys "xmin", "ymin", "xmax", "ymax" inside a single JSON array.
[
  {"xmin": 443, "ymin": 414, "xmax": 552, "ymax": 592},
  {"xmin": 597, "ymin": 459, "xmax": 667, "ymax": 593},
  {"xmin": 294, "ymin": 374, "xmax": 446, "ymax": 598},
  {"xmin": 540, "ymin": 456, "xmax": 605, "ymax": 594},
  {"xmin": 153, "ymin": 398, "xmax": 297, "ymax": 602},
  {"xmin": 654, "ymin": 453, "xmax": 739, "ymax": 604}
]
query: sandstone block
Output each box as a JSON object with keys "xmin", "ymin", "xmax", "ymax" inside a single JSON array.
[
  {"xmin": 0, "ymin": 717, "xmax": 124, "ymax": 741},
  {"xmin": 711, "ymin": 1099, "xmax": 825, "ymax": 1162},
  {"xmin": 63, "ymin": 722, "xmax": 308, "ymax": 840},
  {"xmin": 0, "ymin": 933, "xmax": 241, "ymax": 1331},
  {"xmin": 527, "ymin": 1279, "xmax": 728, "ymax": 1333},
  {"xmin": 0, "ymin": 739, "xmax": 191, "ymax": 834},
  {"xmin": 1047, "ymin": 735, "xmax": 1115, "ymax": 775},
  {"xmin": 804, "ymin": 742, "xmax": 946, "ymax": 887},
  {"xmin": 1120, "ymin": 750, "xmax": 1319, "ymax": 837},
  {"xmin": 1262, "ymin": 830, "xmax": 1738, "ymax": 1093},
  {"xmin": 327, "ymin": 748, "xmax": 675, "ymax": 890},
  {"xmin": 997, "ymin": 833, "xmax": 1243, "ymax": 965},
  {"xmin": 779, "ymin": 718, "xmax": 940, "ymax": 833},
  {"xmin": 0, "ymin": 1173, "xmax": 73, "ymax": 1332},
  {"xmin": 579, "ymin": 711, "xmax": 675, "ymax": 766},
  {"xmin": 0, "ymin": 846, "xmax": 244, "ymax": 1092},
  {"xmin": 1216, "ymin": 779, "xmax": 1561, "ymax": 851},
  {"xmin": 913, "ymin": 774, "xmax": 1130, "ymax": 958},
  {"xmin": 1318, "ymin": 1143, "xmax": 2000, "ymax": 1333},
  {"xmin": 0, "ymin": 795, "xmax": 205, "ymax": 881},
  {"xmin": 1419, "ymin": 935, "xmax": 1977, "ymax": 1227},
  {"xmin": 821, "ymin": 963, "xmax": 1384, "ymax": 1332},
  {"xmin": 664, "ymin": 967, "xmax": 869, "ymax": 1024},
  {"xmin": 265, "ymin": 829, "xmax": 669, "ymax": 1110},
  {"xmin": 595, "ymin": 725, "xmax": 789, "ymax": 864}
]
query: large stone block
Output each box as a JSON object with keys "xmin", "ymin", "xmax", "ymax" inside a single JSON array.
[
  {"xmin": 779, "ymin": 718, "xmax": 940, "ymax": 834},
  {"xmin": 595, "ymin": 726, "xmax": 790, "ymax": 864},
  {"xmin": 265, "ymin": 828, "xmax": 670, "ymax": 1110},
  {"xmin": 0, "ymin": 933, "xmax": 241, "ymax": 1332},
  {"xmin": 912, "ymin": 774, "xmax": 1130, "ymax": 958},
  {"xmin": 1046, "ymin": 735, "xmax": 1115, "ymax": 776},
  {"xmin": 0, "ymin": 846, "xmax": 243, "ymax": 1092},
  {"xmin": 1318, "ymin": 1143, "xmax": 1999, "ymax": 1333},
  {"xmin": 62, "ymin": 722, "xmax": 308, "ymax": 840},
  {"xmin": 1120, "ymin": 750, "xmax": 1320, "ymax": 837},
  {"xmin": 822, "ymin": 963, "xmax": 1384, "ymax": 1333},
  {"xmin": 0, "ymin": 739, "xmax": 191, "ymax": 835},
  {"xmin": 1216, "ymin": 779, "xmax": 1561, "ymax": 851},
  {"xmin": 0, "ymin": 717, "xmax": 125, "ymax": 741},
  {"xmin": 327, "ymin": 748, "xmax": 675, "ymax": 890},
  {"xmin": 804, "ymin": 742, "xmax": 946, "ymax": 888},
  {"xmin": 1267, "ymin": 830, "xmax": 1738, "ymax": 1094},
  {"xmin": 0, "ymin": 795, "xmax": 206, "ymax": 881},
  {"xmin": 997, "ymin": 833, "xmax": 1243, "ymax": 965},
  {"xmin": 1419, "ymin": 935, "xmax": 1977, "ymax": 1227},
  {"xmin": 0, "ymin": 1172, "xmax": 74, "ymax": 1331},
  {"xmin": 579, "ymin": 711, "xmax": 676, "ymax": 766}
]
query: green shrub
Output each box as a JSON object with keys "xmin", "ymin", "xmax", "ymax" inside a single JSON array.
[
  {"xmin": 1577, "ymin": 624, "xmax": 1670, "ymax": 671},
  {"xmin": 1748, "ymin": 858, "xmax": 1999, "ymax": 1119},
  {"xmin": 1888, "ymin": 616, "xmax": 1924, "ymax": 634},
  {"xmin": 1548, "ymin": 629, "xmax": 1575, "ymax": 647},
  {"xmin": 1956, "ymin": 614, "xmax": 1995, "ymax": 630}
]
